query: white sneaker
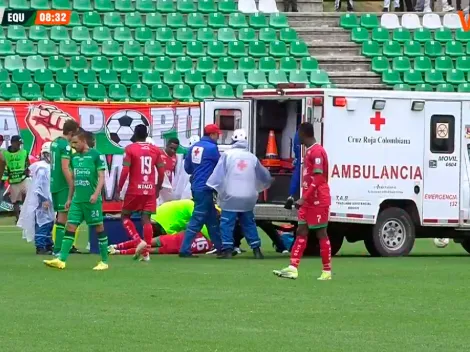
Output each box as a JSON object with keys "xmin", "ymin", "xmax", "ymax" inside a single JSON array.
[
  {"xmin": 140, "ymin": 254, "xmax": 150, "ymax": 262},
  {"xmin": 281, "ymin": 250, "xmax": 290, "ymax": 255},
  {"xmin": 233, "ymin": 247, "xmax": 242, "ymax": 255},
  {"xmin": 206, "ymin": 248, "xmax": 218, "ymax": 255},
  {"xmin": 443, "ymin": 4, "xmax": 454, "ymax": 11}
]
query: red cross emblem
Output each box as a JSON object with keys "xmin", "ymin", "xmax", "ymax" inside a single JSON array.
[
  {"xmin": 193, "ymin": 148, "xmax": 200, "ymax": 156},
  {"xmin": 370, "ymin": 111, "xmax": 386, "ymax": 131},
  {"xmin": 237, "ymin": 160, "xmax": 247, "ymax": 171}
]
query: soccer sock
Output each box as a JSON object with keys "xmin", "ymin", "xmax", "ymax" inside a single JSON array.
[
  {"xmin": 122, "ymin": 218, "xmax": 141, "ymax": 242},
  {"xmin": 119, "ymin": 248, "xmax": 136, "ymax": 255},
  {"xmin": 143, "ymin": 223, "xmax": 153, "ymax": 256},
  {"xmin": 97, "ymin": 232, "xmax": 109, "ymax": 264},
  {"xmin": 59, "ymin": 230, "xmax": 75, "ymax": 262},
  {"xmin": 289, "ymin": 235, "xmax": 308, "ymax": 268},
  {"xmin": 319, "ymin": 236, "xmax": 332, "ymax": 272},
  {"xmin": 53, "ymin": 223, "xmax": 66, "ymax": 254},
  {"xmin": 117, "ymin": 239, "xmax": 140, "ymax": 250}
]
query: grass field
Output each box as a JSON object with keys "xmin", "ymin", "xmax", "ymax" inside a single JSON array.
[{"xmin": 1, "ymin": 216, "xmax": 470, "ymax": 352}]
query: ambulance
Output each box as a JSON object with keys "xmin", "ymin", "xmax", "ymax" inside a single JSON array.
[{"xmin": 200, "ymin": 86, "xmax": 470, "ymax": 257}]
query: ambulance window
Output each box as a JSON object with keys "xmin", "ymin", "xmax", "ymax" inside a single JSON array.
[
  {"xmin": 430, "ymin": 115, "xmax": 454, "ymax": 154},
  {"xmin": 214, "ymin": 109, "xmax": 242, "ymax": 145}
]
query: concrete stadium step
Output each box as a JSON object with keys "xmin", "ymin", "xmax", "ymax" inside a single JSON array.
[
  {"xmin": 274, "ymin": 0, "xmax": 323, "ymax": 12},
  {"xmin": 318, "ymin": 56, "xmax": 372, "ymax": 73},
  {"xmin": 296, "ymin": 28, "xmax": 350, "ymax": 43},
  {"xmin": 288, "ymin": 13, "xmax": 340, "ymax": 28},
  {"xmin": 327, "ymin": 72, "xmax": 383, "ymax": 85},
  {"xmin": 308, "ymin": 42, "xmax": 359, "ymax": 56}
]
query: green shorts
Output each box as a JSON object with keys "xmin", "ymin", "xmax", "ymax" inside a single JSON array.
[
  {"xmin": 52, "ymin": 189, "xmax": 69, "ymax": 212},
  {"xmin": 67, "ymin": 201, "xmax": 103, "ymax": 226}
]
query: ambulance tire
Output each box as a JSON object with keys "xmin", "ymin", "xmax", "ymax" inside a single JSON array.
[
  {"xmin": 461, "ymin": 239, "xmax": 470, "ymax": 254},
  {"xmin": 370, "ymin": 207, "xmax": 415, "ymax": 257}
]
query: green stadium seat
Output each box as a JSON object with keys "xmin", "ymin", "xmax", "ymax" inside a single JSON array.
[
  {"xmin": 215, "ymin": 84, "xmax": 235, "ymax": 98},
  {"xmin": 186, "ymin": 40, "xmax": 205, "ymax": 57},
  {"xmin": 10, "ymin": 0, "xmax": 29, "ymax": 9},
  {"xmin": 156, "ymin": 0, "xmax": 175, "ymax": 12},
  {"xmin": 43, "ymin": 83, "xmax": 64, "ymax": 100},
  {"xmin": 26, "ymin": 55, "xmax": 45, "ymax": 71},
  {"xmin": 310, "ymin": 69, "xmax": 330, "ymax": 86},
  {"xmin": 217, "ymin": 57, "xmax": 236, "ymax": 72},
  {"xmin": 59, "ymin": 40, "xmax": 79, "ymax": 56},
  {"xmin": 446, "ymin": 41, "xmax": 464, "ymax": 57},
  {"xmin": 360, "ymin": 14, "xmax": 379, "ymax": 29},
  {"xmin": 257, "ymin": 84, "xmax": 274, "ymax": 89},
  {"xmin": 151, "ymin": 83, "xmax": 172, "ymax": 101},
  {"xmin": 177, "ymin": 0, "xmax": 196, "ymax": 13},
  {"xmin": 4, "ymin": 55, "xmax": 24, "ymax": 71},
  {"xmin": 372, "ymin": 28, "xmax": 389, "ymax": 43},
  {"xmin": 413, "ymin": 56, "xmax": 432, "ymax": 72},
  {"xmin": 228, "ymin": 41, "xmax": 246, "ymax": 58},
  {"xmin": 34, "ymin": 68, "xmax": 54, "ymax": 85},
  {"xmin": 435, "ymin": 28, "xmax": 453, "ymax": 42},
  {"xmin": 133, "ymin": 56, "xmax": 152, "ymax": 72},
  {"xmin": 91, "ymin": 56, "xmax": 110, "ymax": 72},
  {"xmin": 83, "ymin": 12, "xmax": 102, "ymax": 27},
  {"xmin": 125, "ymin": 13, "xmax": 143, "ymax": 28},
  {"xmin": 78, "ymin": 69, "xmax": 98, "ymax": 85},
  {"xmin": 81, "ymin": 40, "xmax": 100, "ymax": 56},
  {"xmin": 163, "ymin": 70, "xmax": 183, "ymax": 85},
  {"xmin": 121, "ymin": 70, "xmax": 140, "ymax": 85},
  {"xmin": 196, "ymin": 57, "xmax": 215, "ymax": 73},
  {"xmin": 188, "ymin": 13, "xmax": 207, "ymax": 29},
  {"xmin": 144, "ymin": 41, "xmax": 163, "ymax": 57},
  {"xmin": 240, "ymin": 28, "xmax": 258, "ymax": 42},
  {"xmin": 424, "ymin": 41, "xmax": 443, "ymax": 58},
  {"xmin": 29, "ymin": 26, "xmax": 48, "ymax": 41},
  {"xmin": 300, "ymin": 57, "xmax": 319, "ymax": 72},
  {"xmin": 146, "ymin": 13, "xmax": 164, "ymax": 28},
  {"xmin": 371, "ymin": 56, "xmax": 389, "ymax": 73},
  {"xmin": 289, "ymin": 70, "xmax": 309, "ymax": 84},
  {"xmin": 197, "ymin": 28, "xmax": 215, "ymax": 43},
  {"xmin": 322, "ymin": 83, "xmax": 337, "ymax": 88},
  {"xmin": 415, "ymin": 83, "xmax": 433, "ymax": 92},
  {"xmin": 259, "ymin": 56, "xmax": 276, "ymax": 72},
  {"xmin": 249, "ymin": 41, "xmax": 267, "ymax": 57},
  {"xmin": 458, "ymin": 83, "xmax": 470, "ymax": 92},
  {"xmin": 95, "ymin": 0, "xmax": 114, "ymax": 11},
  {"xmin": 37, "ymin": 40, "xmax": 57, "ymax": 56},
  {"xmin": 0, "ymin": 83, "xmax": 20, "ymax": 99},
  {"xmin": 0, "ymin": 39, "xmax": 13, "ymax": 55},
  {"xmin": 176, "ymin": 28, "xmax": 195, "ymax": 43},
  {"xmin": 207, "ymin": 41, "xmax": 225, "ymax": 57},
  {"xmin": 7, "ymin": 25, "xmax": 26, "ymax": 41},
  {"xmin": 208, "ymin": 13, "xmax": 227, "ymax": 29},
  {"xmin": 56, "ymin": 69, "xmax": 76, "ymax": 85},
  {"xmin": 270, "ymin": 41, "xmax": 288, "ymax": 57},
  {"xmin": 130, "ymin": 83, "xmax": 150, "ymax": 100},
  {"xmin": 392, "ymin": 28, "xmax": 411, "ymax": 43},
  {"xmin": 184, "ymin": 69, "xmax": 204, "ymax": 86},
  {"xmin": 70, "ymin": 56, "xmax": 88, "ymax": 71},
  {"xmin": 465, "ymin": 43, "xmax": 470, "ymax": 55},
  {"xmin": 174, "ymin": 84, "xmax": 194, "ymax": 101},
  {"xmin": 404, "ymin": 41, "xmax": 422, "ymax": 57},
  {"xmin": 115, "ymin": 0, "xmax": 134, "ymax": 12},
  {"xmin": 87, "ymin": 83, "xmax": 107, "ymax": 100},
  {"xmin": 108, "ymin": 83, "xmax": 128, "ymax": 100},
  {"xmin": 392, "ymin": 56, "xmax": 411, "ymax": 72},
  {"xmin": 51, "ymin": 26, "xmax": 70, "ymax": 41},
  {"xmin": 247, "ymin": 70, "xmax": 267, "ymax": 86},
  {"xmin": 250, "ymin": 13, "xmax": 268, "ymax": 29},
  {"xmin": 16, "ymin": 39, "xmax": 35, "ymax": 55},
  {"xmin": 446, "ymin": 69, "xmax": 466, "ymax": 84},
  {"xmin": 218, "ymin": 0, "xmax": 237, "ymax": 13},
  {"xmin": 218, "ymin": 28, "xmax": 237, "ymax": 43},
  {"xmin": 413, "ymin": 28, "xmax": 432, "ymax": 43},
  {"xmin": 155, "ymin": 56, "xmax": 172, "ymax": 73},
  {"xmin": 403, "ymin": 70, "xmax": 423, "ymax": 85},
  {"xmin": 456, "ymin": 56, "xmax": 470, "ymax": 72},
  {"xmin": 135, "ymin": 28, "xmax": 153, "ymax": 43},
  {"xmin": 198, "ymin": 0, "xmax": 216, "ymax": 13},
  {"xmin": 236, "ymin": 84, "xmax": 253, "ymax": 98},
  {"xmin": 73, "ymin": 26, "xmax": 92, "ymax": 41},
  {"xmin": 393, "ymin": 83, "xmax": 411, "ymax": 91},
  {"xmin": 280, "ymin": 28, "xmax": 298, "ymax": 43},
  {"xmin": 362, "ymin": 40, "xmax": 381, "ymax": 57},
  {"xmin": 142, "ymin": 70, "xmax": 161, "ymax": 85},
  {"xmin": 435, "ymin": 56, "xmax": 453, "ymax": 72},
  {"xmin": 194, "ymin": 84, "xmax": 214, "ymax": 99},
  {"xmin": 280, "ymin": 57, "xmax": 297, "ymax": 72},
  {"xmin": 290, "ymin": 40, "xmax": 309, "ymax": 57},
  {"xmin": 12, "ymin": 69, "xmax": 32, "ymax": 84},
  {"xmin": 73, "ymin": 0, "xmax": 92, "ymax": 11},
  {"xmin": 66, "ymin": 83, "xmax": 85, "ymax": 100},
  {"xmin": 238, "ymin": 57, "xmax": 256, "ymax": 72},
  {"xmin": 104, "ymin": 12, "xmax": 123, "ymax": 28},
  {"xmin": 339, "ymin": 13, "xmax": 358, "ymax": 29},
  {"xmin": 351, "ymin": 27, "xmax": 369, "ymax": 43},
  {"xmin": 206, "ymin": 69, "xmax": 225, "ymax": 86},
  {"xmin": 22, "ymin": 83, "xmax": 42, "ymax": 100},
  {"xmin": 92, "ymin": 27, "xmax": 112, "ymax": 42},
  {"xmin": 425, "ymin": 69, "xmax": 445, "ymax": 85},
  {"xmin": 436, "ymin": 83, "xmax": 454, "ymax": 92},
  {"xmin": 123, "ymin": 41, "xmax": 142, "ymax": 57},
  {"xmin": 136, "ymin": 0, "xmax": 155, "ymax": 12},
  {"xmin": 268, "ymin": 70, "xmax": 288, "ymax": 85},
  {"xmin": 455, "ymin": 29, "xmax": 470, "ymax": 43},
  {"xmin": 111, "ymin": 56, "xmax": 131, "ymax": 72},
  {"xmin": 166, "ymin": 41, "xmax": 184, "ymax": 57},
  {"xmin": 156, "ymin": 28, "xmax": 174, "ymax": 42},
  {"xmin": 227, "ymin": 70, "xmax": 247, "ymax": 86},
  {"xmin": 68, "ymin": 12, "xmax": 81, "ymax": 27},
  {"xmin": 167, "ymin": 13, "xmax": 186, "ymax": 29},
  {"xmin": 383, "ymin": 40, "xmax": 402, "ymax": 57},
  {"xmin": 52, "ymin": 0, "xmax": 72, "ymax": 9},
  {"xmin": 175, "ymin": 57, "xmax": 193, "ymax": 73},
  {"xmin": 31, "ymin": 0, "xmax": 50, "ymax": 9},
  {"xmin": 114, "ymin": 27, "xmax": 133, "ymax": 43},
  {"xmin": 382, "ymin": 69, "xmax": 402, "ymax": 85},
  {"xmin": 48, "ymin": 56, "xmax": 67, "ymax": 72},
  {"xmin": 102, "ymin": 40, "xmax": 121, "ymax": 56}
]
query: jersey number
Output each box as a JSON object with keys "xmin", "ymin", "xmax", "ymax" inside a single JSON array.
[{"xmin": 140, "ymin": 156, "xmax": 152, "ymax": 175}]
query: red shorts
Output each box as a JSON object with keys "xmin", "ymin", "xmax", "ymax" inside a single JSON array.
[
  {"xmin": 298, "ymin": 206, "xmax": 329, "ymax": 229},
  {"xmin": 122, "ymin": 193, "xmax": 156, "ymax": 214},
  {"xmin": 158, "ymin": 232, "xmax": 212, "ymax": 254}
]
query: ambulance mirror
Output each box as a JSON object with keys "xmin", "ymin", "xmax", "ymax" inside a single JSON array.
[
  {"xmin": 411, "ymin": 101, "xmax": 425, "ymax": 111},
  {"xmin": 372, "ymin": 100, "xmax": 386, "ymax": 110}
]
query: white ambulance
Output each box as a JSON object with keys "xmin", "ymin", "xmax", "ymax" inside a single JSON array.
[{"xmin": 200, "ymin": 87, "xmax": 470, "ymax": 257}]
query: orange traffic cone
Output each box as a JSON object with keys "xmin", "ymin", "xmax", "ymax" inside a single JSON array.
[{"xmin": 261, "ymin": 130, "xmax": 281, "ymax": 169}]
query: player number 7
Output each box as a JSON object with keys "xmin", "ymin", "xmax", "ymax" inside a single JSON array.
[
  {"xmin": 317, "ymin": 215, "xmax": 321, "ymax": 223},
  {"xmin": 140, "ymin": 156, "xmax": 152, "ymax": 175}
]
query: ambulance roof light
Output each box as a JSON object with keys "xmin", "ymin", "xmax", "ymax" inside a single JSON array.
[
  {"xmin": 412, "ymin": 101, "xmax": 425, "ymax": 111},
  {"xmin": 333, "ymin": 97, "xmax": 347, "ymax": 107},
  {"xmin": 373, "ymin": 100, "xmax": 386, "ymax": 110}
]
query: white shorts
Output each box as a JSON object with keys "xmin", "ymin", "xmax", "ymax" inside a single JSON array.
[{"xmin": 9, "ymin": 178, "xmax": 30, "ymax": 203}]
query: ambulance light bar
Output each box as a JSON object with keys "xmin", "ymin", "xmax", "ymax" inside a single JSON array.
[
  {"xmin": 372, "ymin": 100, "xmax": 386, "ymax": 110},
  {"xmin": 276, "ymin": 83, "xmax": 307, "ymax": 89},
  {"xmin": 412, "ymin": 101, "xmax": 425, "ymax": 111}
]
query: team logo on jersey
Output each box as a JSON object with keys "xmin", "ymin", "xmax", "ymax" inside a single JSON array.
[
  {"xmin": 315, "ymin": 158, "xmax": 321, "ymax": 165},
  {"xmin": 192, "ymin": 147, "xmax": 204, "ymax": 164},
  {"xmin": 143, "ymin": 175, "xmax": 148, "ymax": 182},
  {"xmin": 65, "ymin": 145, "xmax": 71, "ymax": 151}
]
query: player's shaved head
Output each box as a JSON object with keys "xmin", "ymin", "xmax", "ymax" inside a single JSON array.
[
  {"xmin": 133, "ymin": 124, "xmax": 148, "ymax": 142},
  {"xmin": 63, "ymin": 120, "xmax": 80, "ymax": 136}
]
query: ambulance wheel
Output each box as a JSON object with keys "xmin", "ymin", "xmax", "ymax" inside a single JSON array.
[
  {"xmin": 461, "ymin": 239, "xmax": 470, "ymax": 254},
  {"xmin": 369, "ymin": 207, "xmax": 415, "ymax": 257}
]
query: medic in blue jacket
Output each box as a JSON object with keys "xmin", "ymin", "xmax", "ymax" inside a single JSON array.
[
  {"xmin": 288, "ymin": 130, "xmax": 301, "ymax": 200},
  {"xmin": 179, "ymin": 124, "xmax": 223, "ymax": 257}
]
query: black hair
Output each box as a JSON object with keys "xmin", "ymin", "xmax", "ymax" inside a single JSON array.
[
  {"xmin": 167, "ymin": 138, "xmax": 180, "ymax": 146},
  {"xmin": 133, "ymin": 124, "xmax": 148, "ymax": 141},
  {"xmin": 298, "ymin": 122, "xmax": 314, "ymax": 138},
  {"xmin": 63, "ymin": 120, "xmax": 80, "ymax": 135}
]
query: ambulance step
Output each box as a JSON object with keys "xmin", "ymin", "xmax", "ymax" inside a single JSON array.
[
  {"xmin": 295, "ymin": 27, "xmax": 350, "ymax": 43},
  {"xmin": 327, "ymin": 72, "xmax": 383, "ymax": 85},
  {"xmin": 334, "ymin": 83, "xmax": 392, "ymax": 90},
  {"xmin": 308, "ymin": 42, "xmax": 360, "ymax": 57}
]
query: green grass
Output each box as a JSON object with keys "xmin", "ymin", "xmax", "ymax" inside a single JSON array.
[{"xmin": 1, "ymin": 216, "xmax": 470, "ymax": 352}]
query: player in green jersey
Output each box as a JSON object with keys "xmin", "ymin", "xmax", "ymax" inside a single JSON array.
[
  {"xmin": 44, "ymin": 130, "xmax": 109, "ymax": 271},
  {"xmin": 49, "ymin": 120, "xmax": 79, "ymax": 256}
]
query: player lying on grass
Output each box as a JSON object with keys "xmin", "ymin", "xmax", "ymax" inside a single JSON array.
[{"xmin": 44, "ymin": 130, "xmax": 110, "ymax": 271}]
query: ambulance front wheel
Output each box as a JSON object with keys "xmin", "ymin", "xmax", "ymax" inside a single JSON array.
[
  {"xmin": 368, "ymin": 207, "xmax": 415, "ymax": 257},
  {"xmin": 461, "ymin": 239, "xmax": 470, "ymax": 254}
]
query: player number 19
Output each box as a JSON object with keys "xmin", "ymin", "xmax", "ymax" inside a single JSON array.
[{"xmin": 140, "ymin": 156, "xmax": 152, "ymax": 175}]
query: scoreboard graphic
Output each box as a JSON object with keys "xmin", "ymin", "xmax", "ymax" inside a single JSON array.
[{"xmin": 0, "ymin": 9, "xmax": 71, "ymax": 26}]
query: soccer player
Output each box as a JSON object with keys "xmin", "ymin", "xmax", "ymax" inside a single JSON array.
[
  {"xmin": 273, "ymin": 122, "xmax": 332, "ymax": 281},
  {"xmin": 118, "ymin": 124, "xmax": 165, "ymax": 262},
  {"xmin": 158, "ymin": 138, "xmax": 179, "ymax": 204},
  {"xmin": 44, "ymin": 130, "xmax": 109, "ymax": 270},
  {"xmin": 49, "ymin": 120, "xmax": 79, "ymax": 256}
]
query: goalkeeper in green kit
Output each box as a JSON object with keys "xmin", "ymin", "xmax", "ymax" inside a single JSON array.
[{"xmin": 44, "ymin": 130, "xmax": 109, "ymax": 271}]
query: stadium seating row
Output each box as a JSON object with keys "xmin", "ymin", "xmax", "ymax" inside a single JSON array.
[
  {"xmin": 362, "ymin": 40, "xmax": 470, "ymax": 58},
  {"xmin": 393, "ymin": 83, "xmax": 470, "ymax": 92},
  {"xmin": 372, "ymin": 55, "xmax": 470, "ymax": 72},
  {"xmin": 352, "ymin": 27, "xmax": 470, "ymax": 44},
  {"xmin": 382, "ymin": 68, "xmax": 470, "ymax": 85}
]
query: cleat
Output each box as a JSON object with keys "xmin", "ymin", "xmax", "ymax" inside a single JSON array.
[
  {"xmin": 217, "ymin": 249, "xmax": 233, "ymax": 259},
  {"xmin": 140, "ymin": 254, "xmax": 150, "ymax": 262},
  {"xmin": 70, "ymin": 246, "xmax": 81, "ymax": 254},
  {"xmin": 273, "ymin": 265, "xmax": 298, "ymax": 280},
  {"xmin": 232, "ymin": 247, "xmax": 242, "ymax": 256},
  {"xmin": 317, "ymin": 271, "xmax": 332, "ymax": 281},
  {"xmin": 93, "ymin": 261, "xmax": 109, "ymax": 271},
  {"xmin": 43, "ymin": 258, "xmax": 66, "ymax": 270},
  {"xmin": 253, "ymin": 247, "xmax": 264, "ymax": 259},
  {"xmin": 281, "ymin": 250, "xmax": 290, "ymax": 255},
  {"xmin": 107, "ymin": 245, "xmax": 117, "ymax": 255},
  {"xmin": 206, "ymin": 247, "xmax": 218, "ymax": 255},
  {"xmin": 135, "ymin": 240, "xmax": 148, "ymax": 256}
]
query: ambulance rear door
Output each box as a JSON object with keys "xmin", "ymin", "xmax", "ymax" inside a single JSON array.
[
  {"xmin": 202, "ymin": 99, "xmax": 252, "ymax": 153},
  {"xmin": 422, "ymin": 101, "xmax": 461, "ymax": 226}
]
